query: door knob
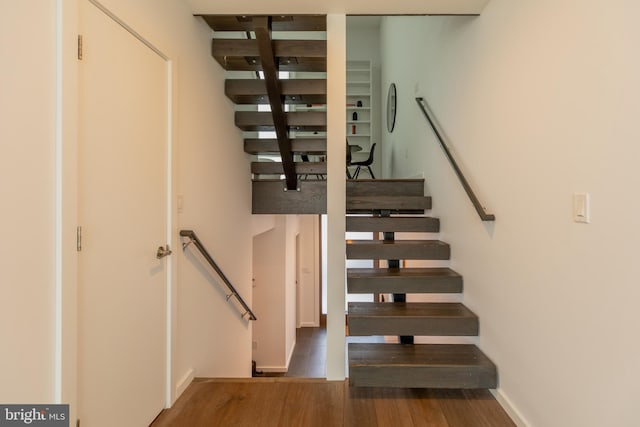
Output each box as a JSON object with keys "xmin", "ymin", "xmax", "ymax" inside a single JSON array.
[{"xmin": 156, "ymin": 245, "xmax": 172, "ymax": 259}]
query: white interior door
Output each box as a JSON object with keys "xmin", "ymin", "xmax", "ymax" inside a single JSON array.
[{"xmin": 78, "ymin": 2, "xmax": 169, "ymax": 426}]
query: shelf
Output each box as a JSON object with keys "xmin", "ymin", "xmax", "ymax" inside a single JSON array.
[{"xmin": 346, "ymin": 60, "xmax": 373, "ymax": 160}]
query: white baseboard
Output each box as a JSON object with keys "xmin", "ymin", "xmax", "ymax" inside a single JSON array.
[
  {"xmin": 299, "ymin": 321, "xmax": 319, "ymax": 327},
  {"xmin": 492, "ymin": 388, "xmax": 530, "ymax": 427},
  {"xmin": 255, "ymin": 366, "xmax": 288, "ymax": 373},
  {"xmin": 175, "ymin": 368, "xmax": 195, "ymax": 402}
]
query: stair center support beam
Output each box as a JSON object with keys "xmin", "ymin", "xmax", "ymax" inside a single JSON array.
[
  {"xmin": 253, "ymin": 16, "xmax": 298, "ymax": 191},
  {"xmin": 382, "ymin": 213, "xmax": 414, "ymax": 345}
]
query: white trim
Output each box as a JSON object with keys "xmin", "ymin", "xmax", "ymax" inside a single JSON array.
[
  {"xmin": 54, "ymin": 0, "xmax": 64, "ymax": 403},
  {"xmin": 492, "ymin": 388, "xmax": 530, "ymax": 427},
  {"xmin": 87, "ymin": 0, "xmax": 167, "ymax": 60},
  {"xmin": 325, "ymin": 13, "xmax": 347, "ymax": 381},
  {"xmin": 255, "ymin": 366, "xmax": 288, "ymax": 373},
  {"xmin": 299, "ymin": 322, "xmax": 319, "ymax": 327},
  {"xmin": 175, "ymin": 368, "xmax": 195, "ymax": 400},
  {"xmin": 286, "ymin": 338, "xmax": 296, "ymax": 369},
  {"xmin": 164, "ymin": 59, "xmax": 175, "ymax": 408}
]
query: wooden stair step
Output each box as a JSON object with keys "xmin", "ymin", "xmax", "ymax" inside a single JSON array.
[
  {"xmin": 347, "ymin": 240, "xmax": 449, "ymax": 260},
  {"xmin": 347, "ymin": 179, "xmax": 425, "ymax": 197},
  {"xmin": 348, "ymin": 343, "xmax": 497, "ymax": 389},
  {"xmin": 252, "ymin": 180, "xmax": 326, "ymax": 214},
  {"xmin": 347, "ymin": 268, "xmax": 462, "ymax": 294},
  {"xmin": 212, "ymin": 39, "xmax": 326, "ymax": 58},
  {"xmin": 252, "ymin": 161, "xmax": 326, "ymax": 175},
  {"xmin": 244, "ymin": 138, "xmax": 326, "ymax": 155},
  {"xmin": 212, "ymin": 39, "xmax": 326, "ymax": 72},
  {"xmin": 235, "ymin": 111, "xmax": 326, "ymax": 132},
  {"xmin": 346, "ymin": 196, "xmax": 431, "ymax": 213},
  {"xmin": 346, "ymin": 216, "xmax": 439, "ymax": 233},
  {"xmin": 226, "ymin": 79, "xmax": 326, "ymax": 105},
  {"xmin": 348, "ymin": 302, "xmax": 478, "ymax": 336},
  {"xmin": 200, "ymin": 15, "xmax": 326, "ymax": 32}
]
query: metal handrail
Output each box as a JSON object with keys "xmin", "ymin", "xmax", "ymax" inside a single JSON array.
[
  {"xmin": 415, "ymin": 97, "xmax": 495, "ymax": 221},
  {"xmin": 179, "ymin": 230, "xmax": 257, "ymax": 321}
]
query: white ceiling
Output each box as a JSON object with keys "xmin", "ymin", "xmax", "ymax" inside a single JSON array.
[{"xmin": 185, "ymin": 0, "xmax": 490, "ymax": 15}]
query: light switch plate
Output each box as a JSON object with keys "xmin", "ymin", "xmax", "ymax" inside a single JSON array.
[{"xmin": 573, "ymin": 193, "xmax": 590, "ymax": 223}]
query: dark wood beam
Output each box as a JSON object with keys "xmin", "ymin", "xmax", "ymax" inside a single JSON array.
[{"xmin": 253, "ymin": 16, "xmax": 297, "ymax": 190}]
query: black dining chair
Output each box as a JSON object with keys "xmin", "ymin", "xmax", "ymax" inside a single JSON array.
[{"xmin": 351, "ymin": 143, "xmax": 376, "ymax": 179}]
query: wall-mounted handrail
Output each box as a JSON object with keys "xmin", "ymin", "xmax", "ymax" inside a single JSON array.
[
  {"xmin": 180, "ymin": 230, "xmax": 257, "ymax": 321},
  {"xmin": 415, "ymin": 97, "xmax": 495, "ymax": 221}
]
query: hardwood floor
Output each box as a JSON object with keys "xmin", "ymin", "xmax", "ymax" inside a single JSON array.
[
  {"xmin": 151, "ymin": 378, "xmax": 515, "ymax": 427},
  {"xmin": 153, "ymin": 326, "xmax": 514, "ymax": 426}
]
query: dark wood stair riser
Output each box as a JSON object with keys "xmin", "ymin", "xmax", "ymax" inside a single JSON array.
[
  {"xmin": 347, "ymin": 268, "xmax": 463, "ymax": 294},
  {"xmin": 347, "ymin": 302, "xmax": 478, "ymax": 337},
  {"xmin": 347, "ymin": 240, "xmax": 450, "ymax": 260},
  {"xmin": 346, "ymin": 216, "xmax": 439, "ymax": 233}
]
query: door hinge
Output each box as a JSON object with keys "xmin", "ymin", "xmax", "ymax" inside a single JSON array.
[
  {"xmin": 77, "ymin": 35, "xmax": 83, "ymax": 60},
  {"xmin": 77, "ymin": 226, "xmax": 82, "ymax": 252}
]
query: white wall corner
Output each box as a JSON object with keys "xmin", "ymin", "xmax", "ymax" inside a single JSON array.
[
  {"xmin": 174, "ymin": 368, "xmax": 195, "ymax": 402},
  {"xmin": 491, "ymin": 388, "xmax": 530, "ymax": 427}
]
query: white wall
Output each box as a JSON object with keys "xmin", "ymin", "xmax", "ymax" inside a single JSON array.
[
  {"xmin": 297, "ymin": 216, "xmax": 321, "ymax": 327},
  {"xmin": 252, "ymin": 215, "xmax": 306, "ymax": 371},
  {"xmin": 381, "ymin": 3, "xmax": 640, "ymax": 426},
  {"xmin": 252, "ymin": 227, "xmax": 285, "ymax": 370},
  {"xmin": 0, "ymin": 2, "xmax": 57, "ymax": 403},
  {"xmin": 347, "ymin": 17, "xmax": 382, "ymax": 176}
]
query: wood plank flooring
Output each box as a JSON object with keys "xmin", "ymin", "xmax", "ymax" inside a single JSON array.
[
  {"xmin": 153, "ymin": 326, "xmax": 514, "ymax": 426},
  {"xmin": 151, "ymin": 378, "xmax": 515, "ymax": 427}
]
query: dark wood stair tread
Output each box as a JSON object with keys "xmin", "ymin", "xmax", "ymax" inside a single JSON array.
[
  {"xmin": 235, "ymin": 111, "xmax": 326, "ymax": 132},
  {"xmin": 348, "ymin": 302, "xmax": 478, "ymax": 336},
  {"xmin": 346, "ymin": 179, "xmax": 425, "ymax": 197},
  {"xmin": 212, "ymin": 39, "xmax": 326, "ymax": 72},
  {"xmin": 347, "ymin": 268, "xmax": 462, "ymax": 294},
  {"xmin": 346, "ymin": 240, "xmax": 450, "ymax": 260},
  {"xmin": 244, "ymin": 138, "xmax": 326, "ymax": 155},
  {"xmin": 346, "ymin": 216, "xmax": 439, "ymax": 232},
  {"xmin": 252, "ymin": 180, "xmax": 326, "ymax": 214},
  {"xmin": 348, "ymin": 343, "xmax": 497, "ymax": 389},
  {"xmin": 225, "ymin": 79, "xmax": 326, "ymax": 105},
  {"xmin": 346, "ymin": 196, "xmax": 431, "ymax": 213},
  {"xmin": 251, "ymin": 161, "xmax": 326, "ymax": 175}
]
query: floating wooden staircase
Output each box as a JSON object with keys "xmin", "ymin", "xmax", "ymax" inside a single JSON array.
[
  {"xmin": 201, "ymin": 14, "xmax": 328, "ymax": 214},
  {"xmin": 346, "ymin": 179, "xmax": 497, "ymax": 389}
]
